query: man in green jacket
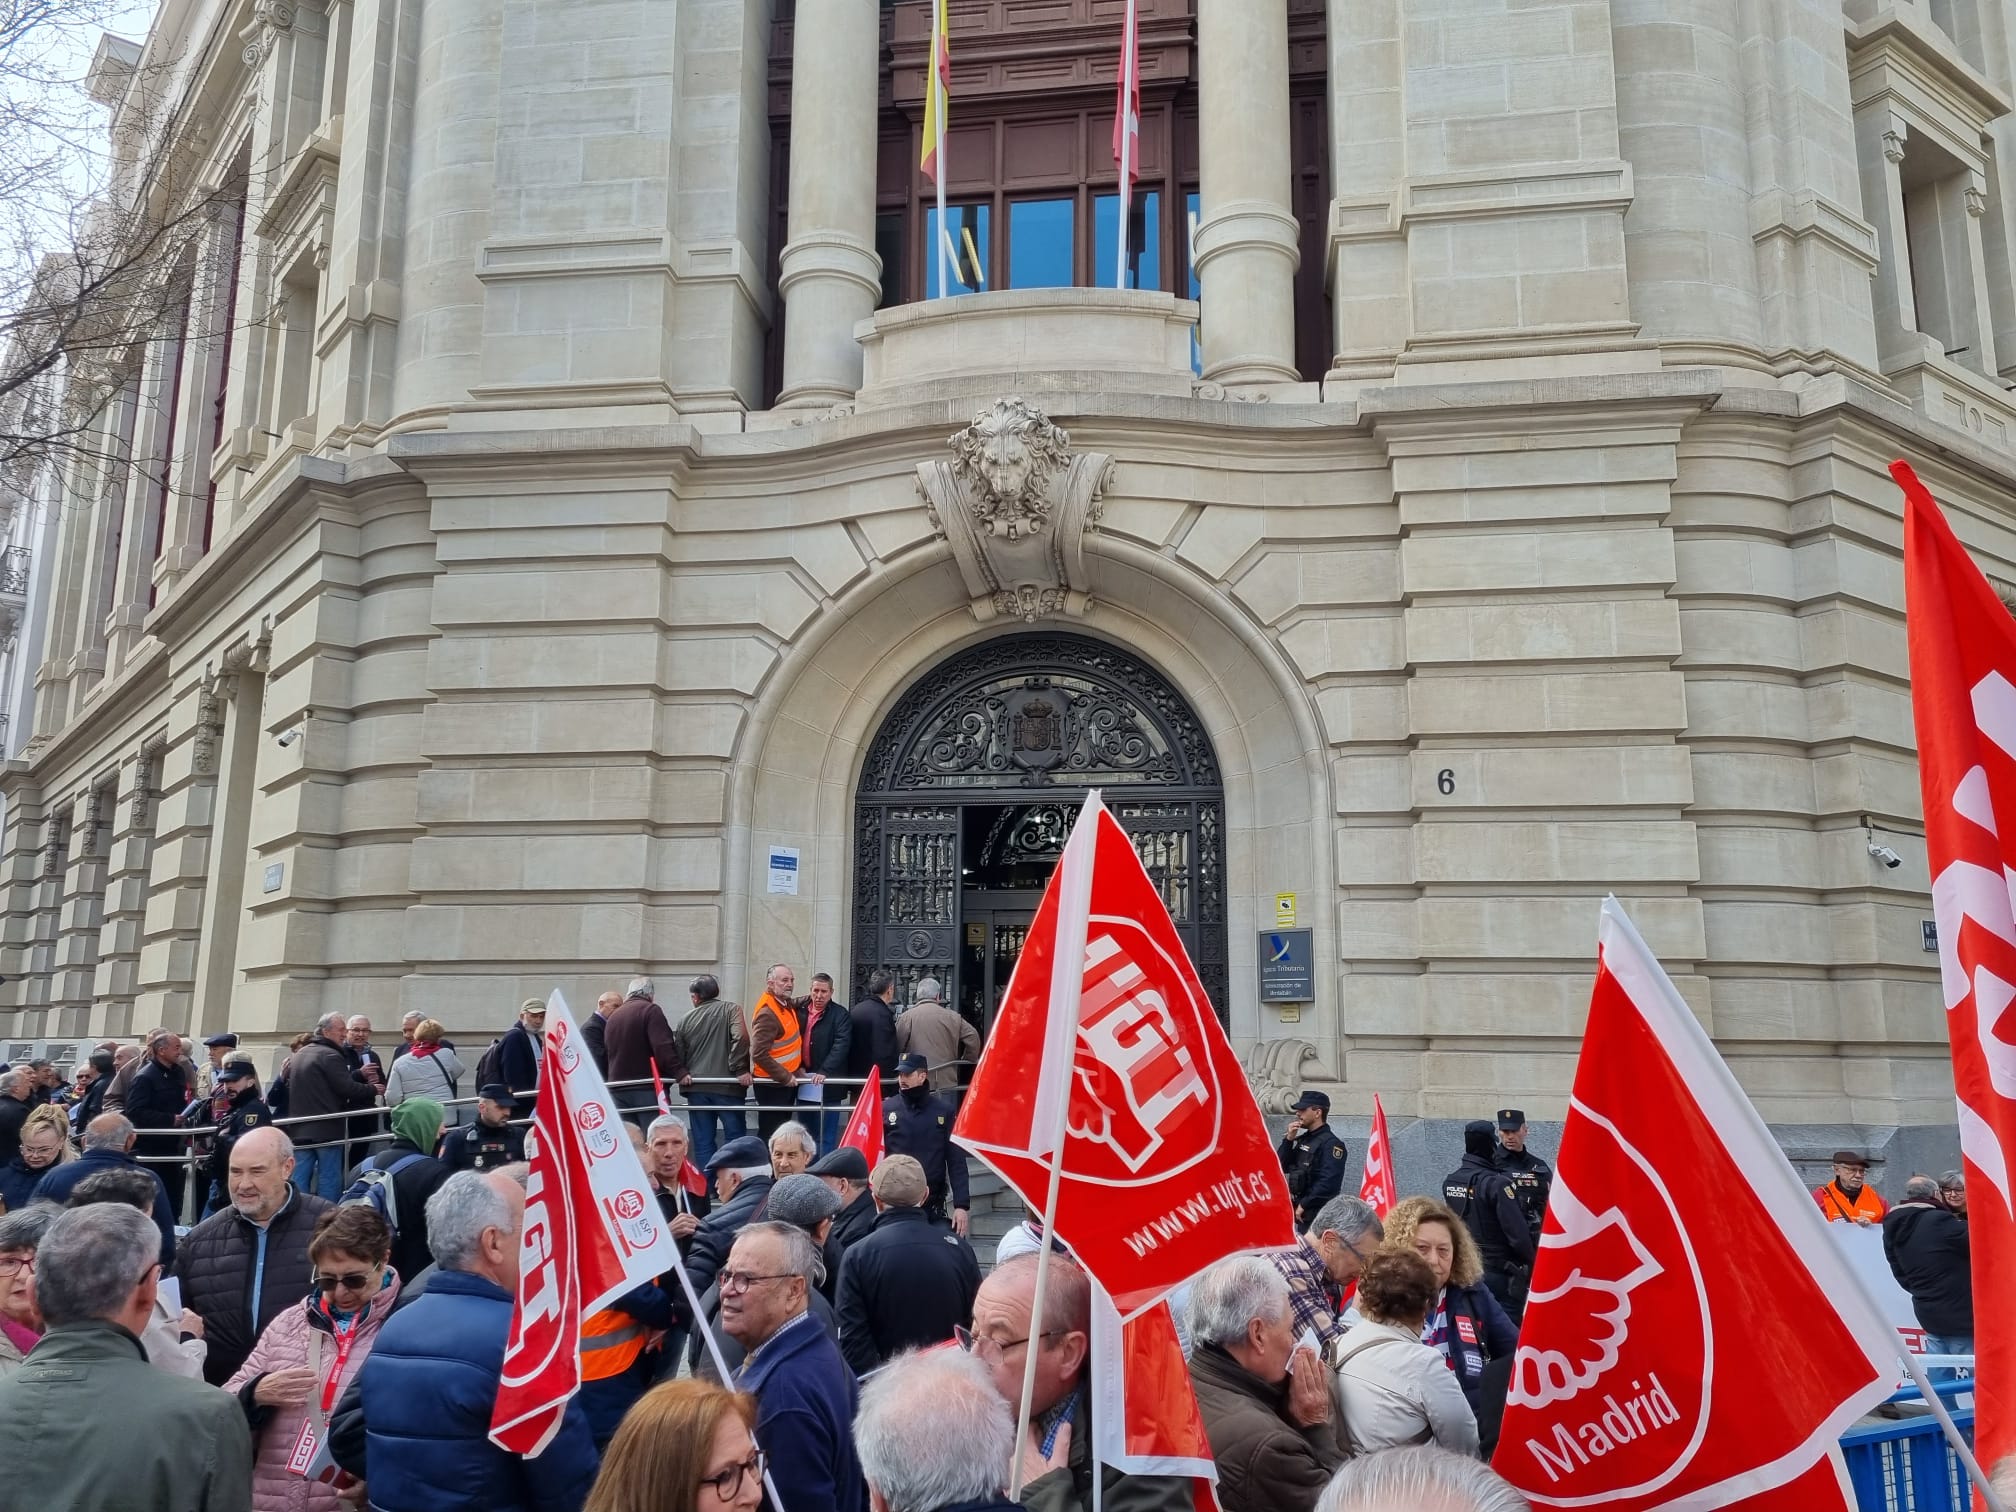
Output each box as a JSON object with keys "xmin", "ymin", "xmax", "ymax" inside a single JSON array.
[{"xmin": 0, "ymin": 1202, "xmax": 252, "ymax": 1511}]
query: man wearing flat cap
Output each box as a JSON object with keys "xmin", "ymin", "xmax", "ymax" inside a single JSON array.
[
  {"xmin": 883, "ymin": 1051, "xmax": 971, "ymax": 1235},
  {"xmin": 1816, "ymin": 1149, "xmax": 1888, "ymax": 1225},
  {"xmin": 1277, "ymin": 1090, "xmax": 1348, "ymax": 1229},
  {"xmin": 442, "ymin": 1083, "xmax": 528, "ymax": 1173},
  {"xmin": 809, "ymin": 1144, "xmax": 877, "ymax": 1255},
  {"xmin": 686, "ymin": 1133, "xmax": 777, "ymax": 1296},
  {"xmin": 1492, "ymin": 1108, "xmax": 1553, "ymax": 1246},
  {"xmin": 197, "ymin": 1033, "xmax": 239, "ymax": 1100},
  {"xmin": 835, "ymin": 1153, "xmax": 980, "ymax": 1375}
]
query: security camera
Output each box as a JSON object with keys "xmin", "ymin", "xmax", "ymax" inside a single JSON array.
[
  {"xmin": 1868, "ymin": 842, "xmax": 1903, "ymax": 870},
  {"xmin": 276, "ymin": 728, "xmax": 300, "ymax": 748}
]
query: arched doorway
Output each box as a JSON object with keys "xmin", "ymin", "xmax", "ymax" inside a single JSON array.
[{"xmin": 852, "ymin": 631, "xmax": 1228, "ymax": 1042}]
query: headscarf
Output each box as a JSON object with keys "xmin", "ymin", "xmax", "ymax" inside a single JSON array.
[{"xmin": 388, "ymin": 1097, "xmax": 444, "ymax": 1154}]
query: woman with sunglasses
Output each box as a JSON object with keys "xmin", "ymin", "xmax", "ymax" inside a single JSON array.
[
  {"xmin": 585, "ymin": 1379, "xmax": 764, "ymax": 1512},
  {"xmin": 225, "ymin": 1204, "xmax": 401, "ymax": 1511}
]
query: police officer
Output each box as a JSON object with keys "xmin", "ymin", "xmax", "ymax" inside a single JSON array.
[
  {"xmin": 1277, "ymin": 1090, "xmax": 1349, "ymax": 1228},
  {"xmin": 206, "ymin": 1058, "xmax": 270, "ymax": 1217},
  {"xmin": 442, "ymin": 1083, "xmax": 529, "ymax": 1173},
  {"xmin": 1493, "ymin": 1107, "xmax": 1552, "ymax": 1244},
  {"xmin": 1443, "ymin": 1119, "xmax": 1536, "ymax": 1321},
  {"xmin": 883, "ymin": 1052, "xmax": 970, "ymax": 1236}
]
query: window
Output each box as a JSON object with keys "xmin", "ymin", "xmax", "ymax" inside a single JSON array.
[
  {"xmin": 1008, "ymin": 197, "xmax": 1075, "ymax": 288},
  {"xmin": 925, "ymin": 202, "xmax": 991, "ymax": 295},
  {"xmin": 1094, "ymin": 190, "xmax": 1161, "ymax": 291}
]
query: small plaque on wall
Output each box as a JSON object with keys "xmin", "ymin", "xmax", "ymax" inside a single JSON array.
[{"xmin": 1258, "ymin": 928, "xmax": 1314, "ymax": 1002}]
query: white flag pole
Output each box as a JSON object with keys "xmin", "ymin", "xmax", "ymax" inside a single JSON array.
[
  {"xmin": 933, "ymin": 7, "xmax": 950, "ymax": 300},
  {"xmin": 1114, "ymin": 0, "xmax": 1134, "ymax": 290},
  {"xmin": 1008, "ymin": 789, "xmax": 1103, "ymax": 1498}
]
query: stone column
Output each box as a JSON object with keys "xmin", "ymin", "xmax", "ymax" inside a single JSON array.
[
  {"xmin": 1195, "ymin": 0, "xmax": 1299, "ymax": 384},
  {"xmin": 776, "ymin": 0, "xmax": 883, "ymax": 407}
]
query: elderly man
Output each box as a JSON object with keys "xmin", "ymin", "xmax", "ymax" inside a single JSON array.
[
  {"xmin": 347, "ymin": 1016, "xmax": 388, "ymax": 1092},
  {"xmin": 582, "ymin": 988, "xmax": 621, "ymax": 1077},
  {"xmin": 173, "ymin": 1126, "xmax": 333, "ymax": 1385},
  {"xmin": 1316, "ymin": 1446, "xmax": 1533, "ymax": 1512},
  {"xmin": 198, "ymin": 1033, "xmax": 239, "ymax": 1099},
  {"xmin": 895, "ymin": 976, "xmax": 980, "ymax": 1098},
  {"xmin": 605, "ymin": 976, "xmax": 690, "ymax": 1126},
  {"xmin": 1885, "ymin": 1173, "xmax": 1974, "ymax": 1381},
  {"xmin": 770, "ymin": 1118, "xmax": 818, "ymax": 1177},
  {"xmin": 857, "ymin": 1347, "xmax": 1020, "ymax": 1512},
  {"xmin": 496, "ymin": 999, "xmax": 547, "ymax": 1118},
  {"xmin": 686, "ymin": 1133, "xmax": 775, "ymax": 1295},
  {"xmin": 751, "ymin": 963, "xmax": 807, "ymax": 1138},
  {"xmin": 0, "ymin": 1204, "xmax": 252, "ymax": 1510},
  {"xmin": 811, "ymin": 1144, "xmax": 877, "ymax": 1254},
  {"xmin": 837, "ymin": 1154, "xmax": 980, "ymax": 1375},
  {"xmin": 648, "ymin": 1114, "xmax": 709, "ymax": 1228},
  {"xmin": 122, "ymin": 1030, "xmax": 198, "ymax": 1216},
  {"xmin": 288, "ymin": 1012, "xmax": 379, "ymax": 1200},
  {"xmin": 675, "ymin": 973, "xmax": 752, "ymax": 1172},
  {"xmin": 1185, "ymin": 1255, "xmax": 1342, "ymax": 1512},
  {"xmin": 355, "ymin": 1170, "xmax": 599, "ymax": 1511},
  {"xmin": 101, "ymin": 1029, "xmax": 167, "ymax": 1114},
  {"xmin": 722, "ymin": 1219, "xmax": 866, "ymax": 1512},
  {"xmin": 391, "ymin": 1009, "xmax": 427, "ymax": 1062},
  {"xmin": 31, "ymin": 1112, "xmax": 177, "ymax": 1262},
  {"xmin": 966, "ymin": 1253, "xmax": 1189, "ymax": 1512},
  {"xmin": 1814, "ymin": 1149, "xmax": 1887, "ymax": 1225},
  {"xmin": 1269, "ymin": 1194, "xmax": 1382, "ymax": 1355}
]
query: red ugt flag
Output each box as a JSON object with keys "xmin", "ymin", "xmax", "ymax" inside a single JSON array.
[
  {"xmin": 490, "ymin": 991, "xmax": 677, "ymax": 1456},
  {"xmin": 1358, "ymin": 1092, "xmax": 1397, "ymax": 1219},
  {"xmin": 841, "ymin": 1078, "xmax": 885, "ymax": 1169},
  {"xmin": 1898, "ymin": 457, "xmax": 2016, "ymax": 1478},
  {"xmin": 953, "ymin": 791, "xmax": 1293, "ymax": 1317},
  {"xmin": 1090, "ymin": 1282, "xmax": 1220, "ymax": 1512},
  {"xmin": 1493, "ymin": 900, "xmax": 1895, "ymax": 1511}
]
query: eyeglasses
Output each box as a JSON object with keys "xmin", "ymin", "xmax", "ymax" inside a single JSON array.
[
  {"xmin": 703, "ymin": 1450, "xmax": 766, "ymax": 1499},
  {"xmin": 311, "ymin": 1271, "xmax": 374, "ymax": 1294},
  {"xmin": 0, "ymin": 1253, "xmax": 33, "ymax": 1277},
  {"xmin": 718, "ymin": 1270, "xmax": 798, "ymax": 1295},
  {"xmin": 953, "ymin": 1324, "xmax": 1065, "ymax": 1363}
]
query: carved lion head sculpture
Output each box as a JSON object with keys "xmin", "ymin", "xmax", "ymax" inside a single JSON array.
[{"xmin": 949, "ymin": 397, "xmax": 1072, "ymax": 540}]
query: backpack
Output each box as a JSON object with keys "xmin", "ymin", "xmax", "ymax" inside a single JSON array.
[
  {"xmin": 339, "ymin": 1152, "xmax": 429, "ymax": 1234},
  {"xmin": 474, "ymin": 1035, "xmax": 507, "ymax": 1094}
]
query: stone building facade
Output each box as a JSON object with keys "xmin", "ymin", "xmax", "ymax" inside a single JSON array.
[{"xmin": 3, "ymin": 0, "xmax": 2012, "ymax": 1174}]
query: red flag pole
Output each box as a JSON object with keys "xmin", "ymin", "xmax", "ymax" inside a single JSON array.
[{"xmin": 1009, "ymin": 789, "xmax": 1104, "ymax": 1498}]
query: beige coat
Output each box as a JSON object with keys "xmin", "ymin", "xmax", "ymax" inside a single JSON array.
[
  {"xmin": 894, "ymin": 1001, "xmax": 980, "ymax": 1093},
  {"xmin": 1328, "ymin": 1320, "xmax": 1479, "ymax": 1457}
]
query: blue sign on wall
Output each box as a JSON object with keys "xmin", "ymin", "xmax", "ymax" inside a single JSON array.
[{"xmin": 1257, "ymin": 928, "xmax": 1314, "ymax": 1002}]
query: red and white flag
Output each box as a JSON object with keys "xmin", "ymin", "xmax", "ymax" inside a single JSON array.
[
  {"xmin": 1493, "ymin": 901, "xmax": 1896, "ymax": 1510},
  {"xmin": 1111, "ymin": 0, "xmax": 1141, "ymax": 287},
  {"xmin": 1898, "ymin": 456, "xmax": 2016, "ymax": 1478},
  {"xmin": 490, "ymin": 990, "xmax": 677, "ymax": 1456},
  {"xmin": 1358, "ymin": 1093, "xmax": 1396, "ymax": 1218},
  {"xmin": 840, "ymin": 1077, "xmax": 885, "ymax": 1168},
  {"xmin": 1090, "ymin": 1282, "xmax": 1220, "ymax": 1511},
  {"xmin": 953, "ymin": 791, "xmax": 1293, "ymax": 1316}
]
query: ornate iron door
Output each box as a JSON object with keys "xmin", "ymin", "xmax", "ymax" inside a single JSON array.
[{"xmin": 853, "ymin": 632, "xmax": 1228, "ymax": 1020}]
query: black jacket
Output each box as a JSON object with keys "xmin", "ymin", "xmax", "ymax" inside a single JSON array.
[
  {"xmin": 847, "ymin": 994, "xmax": 899, "ymax": 1086},
  {"xmin": 808, "ymin": 998, "xmax": 854, "ymax": 1083},
  {"xmin": 348, "ymin": 1140, "xmax": 452, "ymax": 1285},
  {"xmin": 496, "ymin": 1025, "xmax": 541, "ymax": 1117},
  {"xmin": 684, "ymin": 1173, "xmax": 774, "ymax": 1297},
  {"xmin": 1495, "ymin": 1144, "xmax": 1553, "ymax": 1242},
  {"xmin": 1884, "ymin": 1201, "xmax": 1973, "ymax": 1336},
  {"xmin": 206, "ymin": 1085, "xmax": 272, "ymax": 1187},
  {"xmin": 172, "ymin": 1185, "xmax": 334, "ymax": 1385},
  {"xmin": 1277, "ymin": 1124, "xmax": 1348, "ymax": 1223},
  {"xmin": 443, "ymin": 1117, "xmax": 527, "ymax": 1173},
  {"xmin": 834, "ymin": 1205, "xmax": 981, "ymax": 1374},
  {"xmin": 1443, "ymin": 1128, "xmax": 1535, "ymax": 1272},
  {"xmin": 581, "ymin": 1012, "xmax": 610, "ymax": 1078},
  {"xmin": 830, "ymin": 1189, "xmax": 877, "ymax": 1255},
  {"xmin": 883, "ymin": 1088, "xmax": 970, "ymax": 1211},
  {"xmin": 0, "ymin": 1093, "xmax": 24, "ymax": 1167},
  {"xmin": 1439, "ymin": 1280, "xmax": 1520, "ymax": 1409},
  {"xmin": 123, "ymin": 1058, "xmax": 195, "ymax": 1132}
]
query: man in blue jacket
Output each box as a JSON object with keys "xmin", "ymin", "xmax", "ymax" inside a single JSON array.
[
  {"xmin": 724, "ymin": 1220, "xmax": 865, "ymax": 1512},
  {"xmin": 32, "ymin": 1112, "xmax": 177, "ymax": 1265},
  {"xmin": 355, "ymin": 1169, "xmax": 599, "ymax": 1512}
]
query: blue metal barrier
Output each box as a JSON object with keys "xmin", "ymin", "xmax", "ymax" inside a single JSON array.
[{"xmin": 1841, "ymin": 1381, "xmax": 1976, "ymax": 1512}]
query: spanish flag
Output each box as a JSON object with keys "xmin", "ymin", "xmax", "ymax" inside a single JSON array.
[{"xmin": 921, "ymin": 0, "xmax": 951, "ymax": 182}]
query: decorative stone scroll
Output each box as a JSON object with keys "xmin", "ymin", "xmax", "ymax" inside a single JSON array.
[
  {"xmin": 1242, "ymin": 1038, "xmax": 1332, "ymax": 1115},
  {"xmin": 917, "ymin": 397, "xmax": 1111, "ymax": 623},
  {"xmin": 192, "ymin": 619, "xmax": 272, "ymax": 775}
]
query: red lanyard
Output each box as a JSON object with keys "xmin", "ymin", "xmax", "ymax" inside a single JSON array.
[{"xmin": 318, "ymin": 1314, "xmax": 357, "ymax": 1415}]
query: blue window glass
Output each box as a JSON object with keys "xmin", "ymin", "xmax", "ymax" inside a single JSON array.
[
  {"xmin": 1008, "ymin": 198, "xmax": 1076, "ymax": 289},
  {"xmin": 1185, "ymin": 191, "xmax": 1202, "ymax": 374},
  {"xmin": 1094, "ymin": 190, "xmax": 1161, "ymax": 290},
  {"xmin": 926, "ymin": 204, "xmax": 991, "ymax": 297}
]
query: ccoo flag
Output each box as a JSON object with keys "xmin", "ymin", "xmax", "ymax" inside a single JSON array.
[
  {"xmin": 1492, "ymin": 901, "xmax": 1896, "ymax": 1510},
  {"xmin": 1897, "ymin": 456, "xmax": 2016, "ymax": 1483},
  {"xmin": 490, "ymin": 989, "xmax": 677, "ymax": 1456},
  {"xmin": 953, "ymin": 792, "xmax": 1292, "ymax": 1316}
]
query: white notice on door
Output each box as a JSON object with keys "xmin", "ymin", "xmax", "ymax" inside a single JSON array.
[{"xmin": 767, "ymin": 846, "xmax": 801, "ymax": 895}]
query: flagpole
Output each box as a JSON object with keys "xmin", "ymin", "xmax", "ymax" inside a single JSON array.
[
  {"xmin": 933, "ymin": 0, "xmax": 950, "ymax": 299},
  {"xmin": 1896, "ymin": 1349, "xmax": 2007, "ymax": 1512},
  {"xmin": 1009, "ymin": 790, "xmax": 1103, "ymax": 1499},
  {"xmin": 1114, "ymin": 0, "xmax": 1133, "ymax": 290}
]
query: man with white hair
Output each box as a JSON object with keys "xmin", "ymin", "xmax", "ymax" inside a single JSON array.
[
  {"xmin": 857, "ymin": 1347, "xmax": 1019, "ymax": 1512},
  {"xmin": 347, "ymin": 1015, "xmax": 387, "ymax": 1092},
  {"xmin": 895, "ymin": 976, "xmax": 980, "ymax": 1099},
  {"xmin": 355, "ymin": 1169, "xmax": 600, "ymax": 1511},
  {"xmin": 582, "ymin": 988, "xmax": 621, "ymax": 1077},
  {"xmin": 604, "ymin": 975, "xmax": 691, "ymax": 1126},
  {"xmin": 1316, "ymin": 1445, "xmax": 1532, "ymax": 1512},
  {"xmin": 287, "ymin": 1011, "xmax": 379, "ymax": 1200},
  {"xmin": 751, "ymin": 963, "xmax": 807, "ymax": 1138},
  {"xmin": 1186, "ymin": 1255, "xmax": 1341, "ymax": 1512},
  {"xmin": 391, "ymin": 1009, "xmax": 427, "ymax": 1062},
  {"xmin": 1271, "ymin": 1194, "xmax": 1383, "ymax": 1355},
  {"xmin": 0, "ymin": 1204, "xmax": 253, "ymax": 1510},
  {"xmin": 769, "ymin": 1118, "xmax": 818, "ymax": 1177}
]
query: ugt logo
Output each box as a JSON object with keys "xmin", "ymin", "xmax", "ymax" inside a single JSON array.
[{"xmin": 1066, "ymin": 920, "xmax": 1214, "ymax": 1178}]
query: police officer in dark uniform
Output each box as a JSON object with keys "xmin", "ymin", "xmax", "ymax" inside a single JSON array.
[
  {"xmin": 1444, "ymin": 1119, "xmax": 1536, "ymax": 1321},
  {"xmin": 883, "ymin": 1052, "xmax": 970, "ymax": 1235},
  {"xmin": 1276, "ymin": 1090, "xmax": 1349, "ymax": 1228},
  {"xmin": 442, "ymin": 1083, "xmax": 529, "ymax": 1173},
  {"xmin": 206, "ymin": 1058, "xmax": 271, "ymax": 1217},
  {"xmin": 1493, "ymin": 1107, "xmax": 1553, "ymax": 1245}
]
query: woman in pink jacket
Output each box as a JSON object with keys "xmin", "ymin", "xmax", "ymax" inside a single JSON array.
[{"xmin": 226, "ymin": 1204, "xmax": 403, "ymax": 1512}]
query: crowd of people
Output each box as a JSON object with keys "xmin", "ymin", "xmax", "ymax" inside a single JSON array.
[{"xmin": 0, "ymin": 969, "xmax": 1970, "ymax": 1512}]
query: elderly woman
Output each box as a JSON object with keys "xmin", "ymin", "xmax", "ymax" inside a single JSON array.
[
  {"xmin": 1330, "ymin": 1249, "xmax": 1478, "ymax": 1457},
  {"xmin": 0, "ymin": 1106, "xmax": 76, "ymax": 1211},
  {"xmin": 382, "ymin": 1019, "xmax": 467, "ymax": 1122},
  {"xmin": 227, "ymin": 1205, "xmax": 401, "ymax": 1511},
  {"xmin": 1377, "ymin": 1196, "xmax": 1519, "ymax": 1413},
  {"xmin": 0, "ymin": 1204, "xmax": 58, "ymax": 1373}
]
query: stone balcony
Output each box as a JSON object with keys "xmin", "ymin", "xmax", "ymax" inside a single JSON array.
[{"xmin": 851, "ymin": 288, "xmax": 1202, "ymax": 411}]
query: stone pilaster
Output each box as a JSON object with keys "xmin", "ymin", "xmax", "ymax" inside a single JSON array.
[
  {"xmin": 776, "ymin": 0, "xmax": 882, "ymax": 408},
  {"xmin": 92, "ymin": 748, "xmax": 161, "ymax": 1034},
  {"xmin": 0, "ymin": 785, "xmax": 47, "ymax": 1016},
  {"xmin": 1195, "ymin": 0, "xmax": 1300, "ymax": 384},
  {"xmin": 134, "ymin": 684, "xmax": 221, "ymax": 1032},
  {"xmin": 51, "ymin": 783, "xmax": 113, "ymax": 1018}
]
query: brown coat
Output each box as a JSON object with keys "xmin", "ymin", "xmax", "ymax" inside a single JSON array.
[
  {"xmin": 895, "ymin": 1001, "xmax": 980, "ymax": 1093},
  {"xmin": 1187, "ymin": 1344, "xmax": 1345, "ymax": 1512}
]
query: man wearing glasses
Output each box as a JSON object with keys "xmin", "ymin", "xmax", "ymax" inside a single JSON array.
[
  {"xmin": 721, "ymin": 1220, "xmax": 865, "ymax": 1512},
  {"xmin": 1266, "ymin": 1195, "xmax": 1383, "ymax": 1357},
  {"xmin": 0, "ymin": 1203, "xmax": 253, "ymax": 1511}
]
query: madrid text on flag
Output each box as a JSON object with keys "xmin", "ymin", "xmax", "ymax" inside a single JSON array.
[
  {"xmin": 1493, "ymin": 900, "xmax": 1896, "ymax": 1512},
  {"xmin": 1896, "ymin": 455, "xmax": 2016, "ymax": 1484}
]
